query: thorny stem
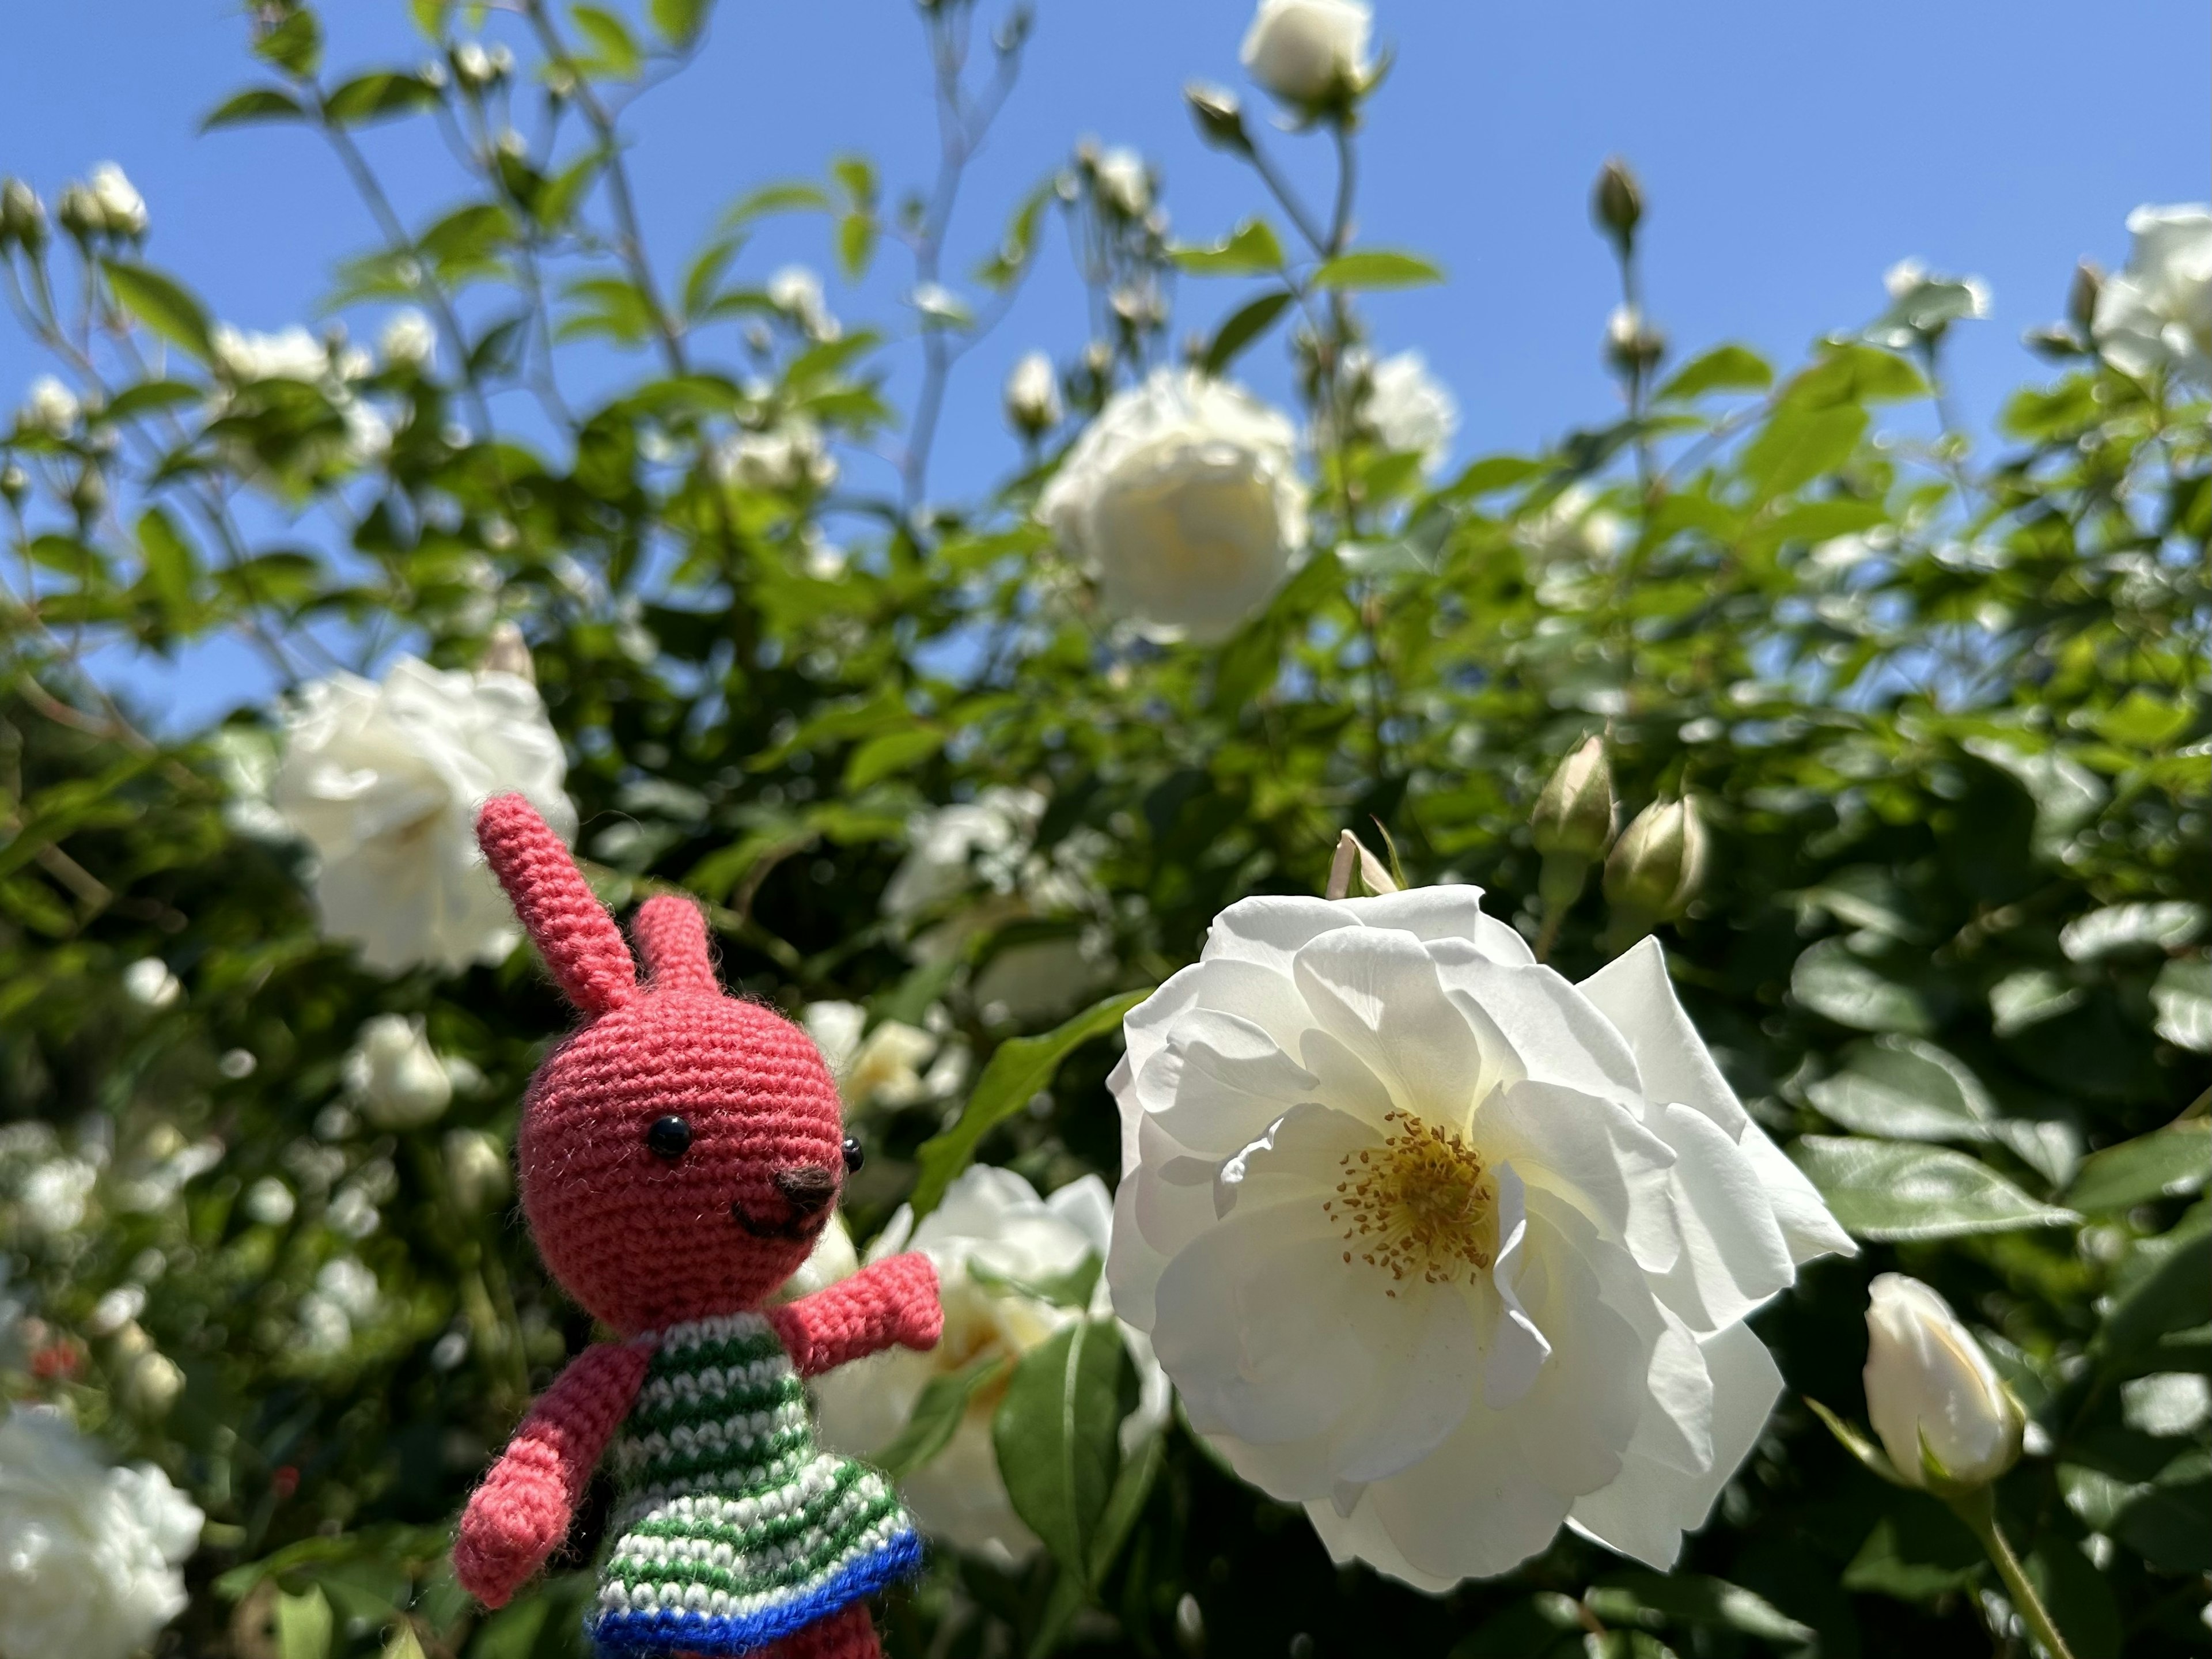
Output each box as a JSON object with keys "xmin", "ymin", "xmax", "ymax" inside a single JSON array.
[{"xmin": 1947, "ymin": 1487, "xmax": 2078, "ymax": 1659}]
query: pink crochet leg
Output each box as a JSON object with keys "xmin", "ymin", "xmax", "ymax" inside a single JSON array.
[{"xmin": 759, "ymin": 1603, "xmax": 882, "ymax": 1659}]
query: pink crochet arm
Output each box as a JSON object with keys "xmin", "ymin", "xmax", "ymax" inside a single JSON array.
[
  {"xmin": 767, "ymin": 1252, "xmax": 942, "ymax": 1378},
  {"xmin": 453, "ymin": 1340, "xmax": 650, "ymax": 1608}
]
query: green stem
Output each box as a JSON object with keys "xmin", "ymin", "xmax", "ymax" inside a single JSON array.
[{"xmin": 1946, "ymin": 1486, "xmax": 2077, "ymax": 1659}]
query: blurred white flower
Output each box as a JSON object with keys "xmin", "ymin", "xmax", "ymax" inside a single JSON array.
[
  {"xmin": 0, "ymin": 1407, "xmax": 200, "ymax": 1659},
  {"xmin": 270, "ymin": 656, "xmax": 574, "ymax": 974},
  {"xmin": 803, "ymin": 1002, "xmax": 941, "ymax": 1111},
  {"xmin": 18, "ymin": 1159, "xmax": 98, "ymax": 1237},
  {"xmin": 767, "ymin": 264, "xmax": 841, "ymax": 342},
  {"xmin": 212, "ymin": 324, "xmax": 329, "ymax": 384},
  {"xmin": 85, "ymin": 1287, "xmax": 146, "ymax": 1338},
  {"xmin": 344, "ymin": 1014, "xmax": 454, "ymax": 1130},
  {"xmin": 121, "ymin": 1351, "xmax": 185, "ymax": 1419},
  {"xmin": 1039, "ymin": 368, "xmax": 1306, "ymax": 643},
  {"xmin": 298, "ymin": 1257, "xmax": 379, "ymax": 1357},
  {"xmin": 882, "ymin": 788, "xmax": 1047, "ymax": 929},
  {"xmin": 2093, "ymin": 203, "xmax": 2212, "ymax": 386},
  {"xmin": 1108, "ymin": 889, "xmax": 1854, "ymax": 1587},
  {"xmin": 1093, "ymin": 147, "xmax": 1152, "ymax": 217},
  {"xmin": 1004, "ymin": 351, "xmax": 1063, "ymax": 437},
  {"xmin": 1241, "ymin": 0, "xmax": 1372, "ymax": 107},
  {"xmin": 806, "ymin": 1167, "xmax": 1169, "ymax": 1569},
  {"xmin": 443, "ymin": 1128, "xmax": 510, "ymax": 1215},
  {"xmin": 1863, "ymin": 1274, "xmax": 2021, "ymax": 1488},
  {"xmin": 1363, "ymin": 351, "xmax": 1457, "ymax": 472},
  {"xmin": 21, "ymin": 376, "xmax": 78, "ymax": 437},
  {"xmin": 380, "ymin": 308, "xmax": 437, "ymax": 369},
  {"xmin": 1517, "ymin": 484, "xmax": 1626, "ymax": 570},
  {"xmin": 120, "ymin": 958, "xmax": 181, "ymax": 1011},
  {"xmin": 1867, "ymin": 259, "xmax": 1989, "ymax": 350},
  {"xmin": 87, "ymin": 163, "xmax": 147, "ymax": 237},
  {"xmin": 715, "ymin": 418, "xmax": 838, "ymax": 494},
  {"xmin": 243, "ymin": 1177, "xmax": 296, "ymax": 1228},
  {"xmin": 324, "ymin": 1186, "xmax": 380, "ymax": 1241}
]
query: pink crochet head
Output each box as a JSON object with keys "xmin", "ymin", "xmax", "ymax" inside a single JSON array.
[{"xmin": 476, "ymin": 794, "xmax": 848, "ymax": 1335}]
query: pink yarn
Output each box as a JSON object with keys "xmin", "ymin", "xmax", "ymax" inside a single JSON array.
[{"xmin": 453, "ymin": 794, "xmax": 943, "ymax": 1636}]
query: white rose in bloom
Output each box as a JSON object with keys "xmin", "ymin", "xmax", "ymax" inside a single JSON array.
[
  {"xmin": 1107, "ymin": 889, "xmax": 1854, "ymax": 1586},
  {"xmin": 212, "ymin": 324, "xmax": 329, "ymax": 384},
  {"xmin": 1039, "ymin": 368, "xmax": 1306, "ymax": 644},
  {"xmin": 21, "ymin": 376, "xmax": 78, "ymax": 437},
  {"xmin": 380, "ymin": 308, "xmax": 437, "ymax": 369},
  {"xmin": 1241, "ymin": 0, "xmax": 1372, "ymax": 107},
  {"xmin": 87, "ymin": 162, "xmax": 147, "ymax": 237},
  {"xmin": 808, "ymin": 1167, "xmax": 1170, "ymax": 1569},
  {"xmin": 271, "ymin": 656, "xmax": 574, "ymax": 974},
  {"xmin": 802, "ymin": 1001, "xmax": 940, "ymax": 1111},
  {"xmin": 344, "ymin": 1014, "xmax": 454, "ymax": 1130},
  {"xmin": 1862, "ymin": 1274, "xmax": 2022, "ymax": 1488},
  {"xmin": 1003, "ymin": 351, "xmax": 1063, "ymax": 436},
  {"xmin": 2094, "ymin": 204, "xmax": 2212, "ymax": 387},
  {"xmin": 1093, "ymin": 147, "xmax": 1152, "ymax": 218},
  {"xmin": 0, "ymin": 1407, "xmax": 202, "ymax": 1659},
  {"xmin": 767, "ymin": 265, "xmax": 842, "ymax": 343},
  {"xmin": 1364, "ymin": 351, "xmax": 1457, "ymax": 474}
]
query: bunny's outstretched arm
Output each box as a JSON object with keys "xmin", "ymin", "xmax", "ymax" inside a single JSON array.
[
  {"xmin": 766, "ymin": 1252, "xmax": 942, "ymax": 1378},
  {"xmin": 454, "ymin": 1339, "xmax": 650, "ymax": 1608}
]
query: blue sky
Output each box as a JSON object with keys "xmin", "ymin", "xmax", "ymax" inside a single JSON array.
[{"xmin": 2, "ymin": 0, "xmax": 2205, "ymax": 728}]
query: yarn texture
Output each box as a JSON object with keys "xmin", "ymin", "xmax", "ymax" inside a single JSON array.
[{"xmin": 453, "ymin": 795, "xmax": 943, "ymax": 1658}]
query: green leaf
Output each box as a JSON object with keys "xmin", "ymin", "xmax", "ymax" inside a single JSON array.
[
  {"xmin": 570, "ymin": 5, "xmax": 643, "ymax": 77},
  {"xmin": 873, "ymin": 1353, "xmax": 1009, "ymax": 1479},
  {"xmin": 274, "ymin": 1585, "xmax": 334, "ymax": 1659},
  {"xmin": 910, "ymin": 991, "xmax": 1147, "ymax": 1221},
  {"xmin": 649, "ymin": 0, "xmax": 714, "ymax": 47},
  {"xmin": 1989, "ymin": 968, "xmax": 2085, "ymax": 1037},
  {"xmin": 1741, "ymin": 402, "xmax": 1868, "ymax": 499},
  {"xmin": 103, "ymin": 380, "xmax": 204, "ymax": 421},
  {"xmin": 202, "ymin": 86, "xmax": 308, "ymax": 130},
  {"xmin": 1584, "ymin": 1573, "xmax": 1812, "ymax": 1645},
  {"xmin": 253, "ymin": 8, "xmax": 323, "ymax": 77},
  {"xmin": 843, "ymin": 726, "xmax": 942, "ymax": 790},
  {"xmin": 1652, "ymin": 344, "xmax": 1772, "ymax": 403},
  {"xmin": 836, "ymin": 212, "xmax": 877, "ymax": 282},
  {"xmin": 2059, "ymin": 901, "xmax": 2206, "ymax": 962},
  {"xmin": 831, "ymin": 153, "xmax": 877, "ymax": 209},
  {"xmin": 2112, "ymin": 1475, "xmax": 2212, "ymax": 1573},
  {"xmin": 1790, "ymin": 938, "xmax": 1932, "ymax": 1033},
  {"xmin": 2025, "ymin": 1536, "xmax": 2124, "ymax": 1659},
  {"xmin": 2153, "ymin": 959, "xmax": 2212, "ymax": 1051},
  {"xmin": 1791, "ymin": 341, "xmax": 1929, "ymax": 405},
  {"xmin": 100, "ymin": 260, "xmax": 214, "ymax": 361},
  {"xmin": 721, "ymin": 181, "xmax": 834, "ymax": 228},
  {"xmin": 1201, "ymin": 290, "xmax": 1293, "ymax": 377},
  {"xmin": 323, "ymin": 71, "xmax": 443, "ymax": 125},
  {"xmin": 991, "ymin": 1317, "xmax": 1126, "ymax": 1581},
  {"xmin": 136, "ymin": 508, "xmax": 199, "ymax": 615},
  {"xmin": 1791, "ymin": 1136, "xmax": 2081, "ymax": 1240},
  {"xmin": 1805, "ymin": 1036, "xmax": 1995, "ymax": 1141},
  {"xmin": 1842, "ymin": 1508, "xmax": 1984, "ymax": 1601},
  {"xmin": 1169, "ymin": 218, "xmax": 1285, "ymax": 276},
  {"xmin": 1804, "ymin": 1395, "xmax": 1906, "ymax": 1484},
  {"xmin": 2067, "ymin": 1120, "xmax": 2212, "ymax": 1211},
  {"xmin": 2098, "ymin": 1229, "xmax": 2212, "ymax": 1373},
  {"xmin": 1311, "ymin": 249, "xmax": 1444, "ymax": 290}
]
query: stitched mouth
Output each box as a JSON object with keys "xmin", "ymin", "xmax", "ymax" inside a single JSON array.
[{"xmin": 730, "ymin": 1200, "xmax": 830, "ymax": 1242}]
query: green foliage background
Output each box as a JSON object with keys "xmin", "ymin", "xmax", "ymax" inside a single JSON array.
[{"xmin": 1, "ymin": 3, "xmax": 2206, "ymax": 1657}]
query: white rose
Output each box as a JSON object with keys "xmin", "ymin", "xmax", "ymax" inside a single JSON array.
[
  {"xmin": 715, "ymin": 418, "xmax": 838, "ymax": 493},
  {"xmin": 1240, "ymin": 0, "xmax": 1372, "ymax": 107},
  {"xmin": 1107, "ymin": 888, "xmax": 1855, "ymax": 1588},
  {"xmin": 18, "ymin": 1159, "xmax": 98, "ymax": 1237},
  {"xmin": 1862, "ymin": 1274, "xmax": 2022, "ymax": 1488},
  {"xmin": 270, "ymin": 656, "xmax": 574, "ymax": 974},
  {"xmin": 379, "ymin": 308, "xmax": 437, "ymax": 369},
  {"xmin": 881, "ymin": 789, "xmax": 1046, "ymax": 929},
  {"xmin": 1093, "ymin": 147, "xmax": 1152, "ymax": 217},
  {"xmin": 87, "ymin": 163, "xmax": 147, "ymax": 237},
  {"xmin": 0, "ymin": 1407, "xmax": 201, "ymax": 1659},
  {"xmin": 806, "ymin": 1167, "xmax": 1170, "ymax": 1569},
  {"xmin": 803, "ymin": 1001, "xmax": 940, "ymax": 1110},
  {"xmin": 211, "ymin": 324, "xmax": 329, "ymax": 384},
  {"xmin": 1003, "ymin": 351, "xmax": 1063, "ymax": 437},
  {"xmin": 1364, "ymin": 350, "xmax": 1457, "ymax": 473},
  {"xmin": 21, "ymin": 376, "xmax": 78, "ymax": 438},
  {"xmin": 1039, "ymin": 368, "xmax": 1306, "ymax": 644},
  {"xmin": 343, "ymin": 1014, "xmax": 454, "ymax": 1129},
  {"xmin": 2093, "ymin": 203, "xmax": 2212, "ymax": 387}
]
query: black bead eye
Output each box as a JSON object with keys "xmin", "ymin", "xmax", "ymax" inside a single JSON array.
[
  {"xmin": 646, "ymin": 1115, "xmax": 692, "ymax": 1160},
  {"xmin": 842, "ymin": 1135, "xmax": 865, "ymax": 1175}
]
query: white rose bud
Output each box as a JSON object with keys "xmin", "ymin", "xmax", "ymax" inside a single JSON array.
[
  {"xmin": 443, "ymin": 1127, "xmax": 511, "ymax": 1214},
  {"xmin": 1003, "ymin": 351, "xmax": 1063, "ymax": 437},
  {"xmin": 1093, "ymin": 147, "xmax": 1152, "ymax": 218},
  {"xmin": 1604, "ymin": 796, "xmax": 1707, "ymax": 921},
  {"xmin": 1531, "ymin": 736, "xmax": 1616, "ymax": 863},
  {"xmin": 22, "ymin": 375, "xmax": 80, "ymax": 438},
  {"xmin": 88, "ymin": 163, "xmax": 147, "ymax": 238},
  {"xmin": 1863, "ymin": 1274, "xmax": 2024, "ymax": 1488},
  {"xmin": 1240, "ymin": 0, "xmax": 1373, "ymax": 109},
  {"xmin": 344, "ymin": 1014, "xmax": 454, "ymax": 1130}
]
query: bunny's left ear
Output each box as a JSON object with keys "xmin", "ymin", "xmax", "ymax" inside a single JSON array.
[
  {"xmin": 631, "ymin": 895, "xmax": 720, "ymax": 997},
  {"xmin": 476, "ymin": 794, "xmax": 638, "ymax": 1017}
]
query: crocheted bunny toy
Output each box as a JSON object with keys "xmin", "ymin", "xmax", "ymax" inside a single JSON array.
[{"xmin": 454, "ymin": 794, "xmax": 942, "ymax": 1658}]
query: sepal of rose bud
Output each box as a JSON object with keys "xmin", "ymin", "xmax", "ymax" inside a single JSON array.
[
  {"xmin": 1604, "ymin": 796, "xmax": 1706, "ymax": 921},
  {"xmin": 1593, "ymin": 156, "xmax": 1644, "ymax": 251},
  {"xmin": 2067, "ymin": 259, "xmax": 2103, "ymax": 338},
  {"xmin": 1324, "ymin": 828, "xmax": 1397, "ymax": 900},
  {"xmin": 1184, "ymin": 81, "xmax": 1252, "ymax": 153}
]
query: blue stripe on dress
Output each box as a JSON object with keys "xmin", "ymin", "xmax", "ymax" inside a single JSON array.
[{"xmin": 589, "ymin": 1527, "xmax": 923, "ymax": 1657}]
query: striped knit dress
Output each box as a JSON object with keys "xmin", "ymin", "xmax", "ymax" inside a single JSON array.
[{"xmin": 589, "ymin": 1312, "xmax": 921, "ymax": 1656}]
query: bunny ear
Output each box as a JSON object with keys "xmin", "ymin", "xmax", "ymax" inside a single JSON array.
[
  {"xmin": 631, "ymin": 895, "xmax": 720, "ymax": 997},
  {"xmin": 476, "ymin": 794, "xmax": 637, "ymax": 1017}
]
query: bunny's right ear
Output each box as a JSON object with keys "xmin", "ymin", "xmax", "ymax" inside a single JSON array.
[{"xmin": 476, "ymin": 794, "xmax": 637, "ymax": 1017}]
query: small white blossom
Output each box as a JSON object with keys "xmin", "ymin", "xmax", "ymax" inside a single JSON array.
[
  {"xmin": 766, "ymin": 265, "xmax": 841, "ymax": 342},
  {"xmin": 2093, "ymin": 203, "xmax": 2212, "ymax": 386},
  {"xmin": 804, "ymin": 1002, "xmax": 941, "ymax": 1111},
  {"xmin": 298, "ymin": 1256, "xmax": 379, "ymax": 1355},
  {"xmin": 87, "ymin": 163, "xmax": 147, "ymax": 237},
  {"xmin": 442, "ymin": 1128, "xmax": 510, "ymax": 1214},
  {"xmin": 211, "ymin": 324, "xmax": 329, "ymax": 384},
  {"xmin": 379, "ymin": 308, "xmax": 437, "ymax": 369},
  {"xmin": 715, "ymin": 418, "xmax": 838, "ymax": 494},
  {"xmin": 120, "ymin": 958, "xmax": 182, "ymax": 1011},
  {"xmin": 243, "ymin": 1177, "xmax": 296, "ymax": 1227},
  {"xmin": 21, "ymin": 376, "xmax": 78, "ymax": 437},
  {"xmin": 343, "ymin": 1014, "xmax": 454, "ymax": 1130},
  {"xmin": 1039, "ymin": 368, "xmax": 1307, "ymax": 643},
  {"xmin": 0, "ymin": 1408, "xmax": 201, "ymax": 1659},
  {"xmin": 1241, "ymin": 0, "xmax": 1372, "ymax": 107},
  {"xmin": 1003, "ymin": 351, "xmax": 1063, "ymax": 437},
  {"xmin": 18, "ymin": 1159, "xmax": 99, "ymax": 1237},
  {"xmin": 1093, "ymin": 147, "xmax": 1152, "ymax": 217},
  {"xmin": 270, "ymin": 656, "xmax": 574, "ymax": 975}
]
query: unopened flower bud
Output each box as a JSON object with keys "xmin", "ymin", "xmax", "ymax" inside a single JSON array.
[
  {"xmin": 1003, "ymin": 350, "xmax": 1062, "ymax": 437},
  {"xmin": 1184, "ymin": 81, "xmax": 1251, "ymax": 152},
  {"xmin": 1531, "ymin": 736, "xmax": 1616, "ymax": 861},
  {"xmin": 0, "ymin": 463, "xmax": 26, "ymax": 503},
  {"xmin": 1863, "ymin": 1274, "xmax": 2024, "ymax": 1489},
  {"xmin": 88, "ymin": 164, "xmax": 147, "ymax": 239},
  {"xmin": 69, "ymin": 465, "xmax": 107, "ymax": 520},
  {"xmin": 478, "ymin": 620, "xmax": 535, "ymax": 681},
  {"xmin": 1325, "ymin": 828, "xmax": 1398, "ymax": 900},
  {"xmin": 123, "ymin": 1349, "xmax": 185, "ymax": 1418},
  {"xmin": 1, "ymin": 178, "xmax": 47, "ymax": 252},
  {"xmin": 452, "ymin": 41, "xmax": 496, "ymax": 87},
  {"xmin": 1605, "ymin": 305, "xmax": 1666, "ymax": 379},
  {"xmin": 2066, "ymin": 259, "xmax": 2103, "ymax": 338},
  {"xmin": 56, "ymin": 183, "xmax": 101, "ymax": 242},
  {"xmin": 1593, "ymin": 156, "xmax": 1643, "ymax": 250},
  {"xmin": 344, "ymin": 1014, "xmax": 453, "ymax": 1130},
  {"xmin": 444, "ymin": 1127, "xmax": 511, "ymax": 1215},
  {"xmin": 1092, "ymin": 147, "xmax": 1152, "ymax": 219},
  {"xmin": 1604, "ymin": 796, "xmax": 1706, "ymax": 921}
]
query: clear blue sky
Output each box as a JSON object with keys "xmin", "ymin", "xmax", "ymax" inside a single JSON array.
[{"xmin": 3, "ymin": 0, "xmax": 2205, "ymax": 729}]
